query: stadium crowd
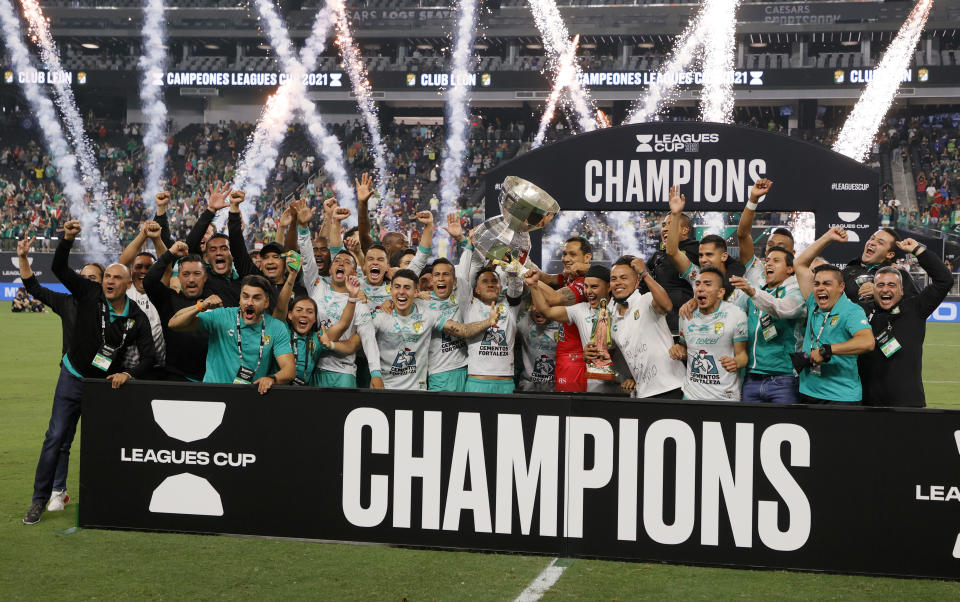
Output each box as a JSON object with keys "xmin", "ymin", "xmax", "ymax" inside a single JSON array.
[{"xmin": 15, "ymin": 167, "xmax": 953, "ymax": 526}]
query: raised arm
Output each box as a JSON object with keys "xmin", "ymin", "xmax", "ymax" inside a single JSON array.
[
  {"xmin": 737, "ymin": 178, "xmax": 772, "ymax": 265},
  {"xmin": 355, "ymin": 172, "xmax": 376, "ymax": 253},
  {"xmin": 275, "ymin": 203, "xmax": 295, "ymax": 248},
  {"xmin": 52, "ymin": 221, "xmax": 94, "ymax": 296},
  {"xmin": 901, "ymin": 238, "xmax": 955, "ymax": 317},
  {"xmin": 321, "ymin": 276, "xmax": 362, "ymax": 341},
  {"xmin": 283, "ymin": 202, "xmax": 300, "ymax": 252},
  {"xmin": 295, "ymin": 200, "xmax": 321, "ymax": 295},
  {"xmin": 228, "ymin": 190, "xmax": 260, "ymax": 278},
  {"xmin": 19, "ymin": 236, "xmax": 69, "ymax": 311},
  {"xmin": 185, "ymin": 181, "xmax": 232, "ymax": 254},
  {"xmin": 271, "ymin": 257, "xmax": 301, "ymax": 321},
  {"xmin": 118, "ymin": 222, "xmax": 150, "ymax": 268},
  {"xmin": 409, "ymin": 211, "xmax": 435, "ymax": 275},
  {"xmin": 665, "ymin": 184, "xmax": 693, "ymax": 276},
  {"xmin": 169, "ymin": 295, "xmax": 222, "ymax": 331},
  {"xmin": 154, "ymin": 192, "xmax": 174, "ymax": 248},
  {"xmin": 525, "ymin": 270, "xmax": 571, "ymax": 323},
  {"xmin": 795, "ymin": 227, "xmax": 847, "ymax": 299},
  {"xmin": 144, "ymin": 220, "xmax": 168, "ymax": 257},
  {"xmin": 443, "ymin": 302, "xmax": 499, "ymax": 338},
  {"xmin": 632, "ymin": 256, "xmax": 672, "ymax": 314}
]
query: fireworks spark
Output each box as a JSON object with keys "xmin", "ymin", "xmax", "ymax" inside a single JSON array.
[
  {"xmin": 20, "ymin": 0, "xmax": 118, "ymax": 249},
  {"xmin": 439, "ymin": 0, "xmax": 480, "ymax": 219},
  {"xmin": 0, "ymin": 0, "xmax": 90, "ymax": 243},
  {"xmin": 527, "ymin": 0, "xmax": 597, "ymax": 134},
  {"xmin": 139, "ymin": 0, "xmax": 169, "ymax": 211},
  {"xmin": 699, "ymin": 0, "xmax": 741, "ymax": 123},
  {"xmin": 532, "ymin": 34, "xmax": 580, "ymax": 149},
  {"xmin": 833, "ymin": 0, "xmax": 933, "ymax": 162},
  {"xmin": 333, "ymin": 1, "xmax": 390, "ymax": 203},
  {"xmin": 251, "ymin": 0, "xmax": 356, "ymax": 224},
  {"xmin": 625, "ymin": 7, "xmax": 707, "ymax": 123}
]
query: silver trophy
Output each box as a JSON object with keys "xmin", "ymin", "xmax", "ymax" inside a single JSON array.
[{"xmin": 473, "ymin": 176, "xmax": 560, "ymax": 275}]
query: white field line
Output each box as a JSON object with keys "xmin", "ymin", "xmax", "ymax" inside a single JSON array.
[{"xmin": 514, "ymin": 557, "xmax": 568, "ymax": 602}]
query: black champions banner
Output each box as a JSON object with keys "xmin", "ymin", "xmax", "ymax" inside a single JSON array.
[
  {"xmin": 81, "ymin": 381, "xmax": 960, "ymax": 579},
  {"xmin": 484, "ymin": 122, "xmax": 879, "ymax": 266}
]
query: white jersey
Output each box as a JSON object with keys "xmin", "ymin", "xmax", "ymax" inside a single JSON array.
[
  {"xmin": 425, "ymin": 245, "xmax": 479, "ymax": 375},
  {"xmin": 371, "ymin": 299, "xmax": 446, "ymax": 390},
  {"xmin": 360, "ymin": 245, "xmax": 431, "ymax": 314},
  {"xmin": 565, "ymin": 301, "xmax": 623, "ymax": 394},
  {"xmin": 127, "ymin": 286, "xmax": 165, "ymax": 366},
  {"xmin": 298, "ymin": 227, "xmax": 381, "ymax": 376},
  {"xmin": 464, "ymin": 298, "xmax": 521, "ymax": 377},
  {"xmin": 680, "ymin": 263, "xmax": 747, "ymax": 307},
  {"xmin": 678, "ymin": 301, "xmax": 748, "ymax": 401},
  {"xmin": 610, "ymin": 290, "xmax": 685, "ymax": 398},
  {"xmin": 517, "ymin": 311, "xmax": 561, "ymax": 392}
]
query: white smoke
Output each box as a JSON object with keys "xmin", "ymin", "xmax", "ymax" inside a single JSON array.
[
  {"xmin": 139, "ymin": 0, "xmax": 168, "ymax": 211},
  {"xmin": 833, "ymin": 0, "xmax": 933, "ymax": 162},
  {"xmin": 699, "ymin": 0, "xmax": 741, "ymax": 123},
  {"xmin": 438, "ymin": 0, "xmax": 480, "ymax": 218},
  {"xmin": 533, "ymin": 34, "xmax": 580, "ymax": 149}
]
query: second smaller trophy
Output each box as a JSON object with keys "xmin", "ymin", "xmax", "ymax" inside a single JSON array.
[{"xmin": 586, "ymin": 298, "xmax": 617, "ymax": 380}]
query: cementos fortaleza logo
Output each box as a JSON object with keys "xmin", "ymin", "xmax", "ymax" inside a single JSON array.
[
  {"xmin": 117, "ymin": 400, "xmax": 256, "ymax": 517},
  {"xmin": 635, "ymin": 133, "xmax": 719, "ymax": 153}
]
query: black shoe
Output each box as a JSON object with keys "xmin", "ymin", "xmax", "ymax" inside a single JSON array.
[{"xmin": 22, "ymin": 503, "xmax": 43, "ymax": 525}]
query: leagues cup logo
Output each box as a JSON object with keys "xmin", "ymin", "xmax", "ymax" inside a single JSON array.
[
  {"xmin": 635, "ymin": 134, "xmax": 654, "ymax": 152},
  {"xmin": 473, "ymin": 176, "xmax": 559, "ymax": 276}
]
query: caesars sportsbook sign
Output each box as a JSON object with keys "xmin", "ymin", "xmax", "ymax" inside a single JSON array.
[
  {"xmin": 484, "ymin": 123, "xmax": 879, "ymax": 265},
  {"xmin": 82, "ymin": 381, "xmax": 960, "ymax": 579}
]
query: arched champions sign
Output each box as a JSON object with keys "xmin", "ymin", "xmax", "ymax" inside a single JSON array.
[{"xmin": 484, "ymin": 123, "xmax": 880, "ymax": 265}]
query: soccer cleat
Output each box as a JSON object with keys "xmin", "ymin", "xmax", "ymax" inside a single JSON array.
[
  {"xmin": 22, "ymin": 503, "xmax": 44, "ymax": 525},
  {"xmin": 47, "ymin": 490, "xmax": 70, "ymax": 512}
]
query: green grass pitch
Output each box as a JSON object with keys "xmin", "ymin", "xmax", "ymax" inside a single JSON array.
[{"xmin": 2, "ymin": 303, "xmax": 959, "ymax": 599}]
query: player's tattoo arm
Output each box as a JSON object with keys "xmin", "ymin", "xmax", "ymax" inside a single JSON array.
[{"xmin": 443, "ymin": 318, "xmax": 492, "ymax": 339}]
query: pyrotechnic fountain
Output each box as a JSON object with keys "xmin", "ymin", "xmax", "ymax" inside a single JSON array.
[
  {"xmin": 834, "ymin": 0, "xmax": 933, "ymax": 162},
  {"xmin": 533, "ymin": 34, "xmax": 580, "ymax": 149},
  {"xmin": 527, "ymin": 0, "xmax": 597, "ymax": 134},
  {"xmin": 698, "ymin": 0, "xmax": 741, "ymax": 123},
  {"xmin": 139, "ymin": 0, "xmax": 168, "ymax": 211},
  {"xmin": 438, "ymin": 0, "xmax": 480, "ymax": 220},
  {"xmin": 19, "ymin": 0, "xmax": 118, "ymax": 250}
]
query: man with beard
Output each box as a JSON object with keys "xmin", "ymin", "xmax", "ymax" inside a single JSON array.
[
  {"xmin": 528, "ymin": 265, "xmax": 624, "ymax": 394},
  {"xmin": 117, "ymin": 220, "xmax": 168, "ymax": 378},
  {"xmin": 144, "ymin": 241, "xmax": 212, "ymax": 381},
  {"xmin": 794, "ymin": 227, "xmax": 876, "ymax": 404},
  {"xmin": 857, "ymin": 239, "xmax": 952, "ymax": 407},
  {"xmin": 666, "ymin": 185, "xmax": 747, "ymax": 310},
  {"xmin": 228, "ymin": 191, "xmax": 306, "ymax": 304},
  {"xmin": 517, "ymin": 304, "xmax": 562, "ymax": 392},
  {"xmin": 463, "ymin": 266, "xmax": 525, "ymax": 394},
  {"xmin": 728, "ymin": 247, "xmax": 806, "ymax": 404},
  {"xmin": 607, "ymin": 256, "xmax": 685, "ymax": 399},
  {"xmin": 670, "ymin": 267, "xmax": 748, "ymax": 401},
  {"xmin": 369, "ymin": 269, "xmax": 498, "ymax": 390},
  {"xmin": 842, "ymin": 227, "xmax": 919, "ymax": 302},
  {"xmin": 296, "ymin": 198, "xmax": 384, "ymax": 389},
  {"xmin": 526, "ymin": 237, "xmax": 593, "ymax": 393},
  {"xmin": 168, "ymin": 275, "xmax": 295, "ymax": 393},
  {"xmin": 185, "ymin": 182, "xmax": 242, "ymax": 305},
  {"xmin": 24, "ymin": 221, "xmax": 156, "ymax": 526}
]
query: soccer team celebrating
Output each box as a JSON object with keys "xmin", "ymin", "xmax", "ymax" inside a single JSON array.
[{"xmin": 18, "ymin": 172, "xmax": 954, "ymax": 524}]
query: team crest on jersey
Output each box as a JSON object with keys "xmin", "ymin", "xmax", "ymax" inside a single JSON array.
[
  {"xmin": 413, "ymin": 321, "xmax": 423, "ymax": 333},
  {"xmin": 385, "ymin": 283, "xmax": 391, "ymax": 293},
  {"xmin": 830, "ymin": 316, "xmax": 840, "ymax": 326},
  {"xmin": 390, "ymin": 347, "xmax": 417, "ymax": 375},
  {"xmin": 714, "ymin": 322, "xmax": 724, "ymax": 335},
  {"xmin": 263, "ymin": 334, "xmax": 271, "ymax": 344},
  {"xmin": 633, "ymin": 309, "xmax": 640, "ymax": 320},
  {"xmin": 553, "ymin": 330, "xmax": 560, "ymax": 342},
  {"xmin": 126, "ymin": 319, "xmax": 135, "ymax": 329}
]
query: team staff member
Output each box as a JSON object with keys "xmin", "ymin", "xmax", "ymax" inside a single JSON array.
[
  {"xmin": 143, "ymin": 242, "xmax": 212, "ymax": 381},
  {"xmin": 858, "ymin": 239, "xmax": 953, "ymax": 407},
  {"xmin": 729, "ymin": 247, "xmax": 805, "ymax": 404},
  {"xmin": 17, "ymin": 236, "xmax": 103, "ymax": 515},
  {"xmin": 641, "ymin": 201, "xmax": 700, "ymax": 333},
  {"xmin": 607, "ymin": 256, "xmax": 685, "ymax": 399},
  {"xmin": 842, "ymin": 227, "xmax": 919, "ymax": 302},
  {"xmin": 795, "ymin": 227, "xmax": 875, "ymax": 404},
  {"xmin": 168, "ymin": 274, "xmax": 295, "ymax": 393},
  {"xmin": 184, "ymin": 182, "xmax": 242, "ymax": 305},
  {"xmin": 24, "ymin": 221, "xmax": 156, "ymax": 526}
]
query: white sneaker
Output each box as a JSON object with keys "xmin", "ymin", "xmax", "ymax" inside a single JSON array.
[{"xmin": 47, "ymin": 490, "xmax": 70, "ymax": 512}]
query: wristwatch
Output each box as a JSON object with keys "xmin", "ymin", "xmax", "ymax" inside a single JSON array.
[{"xmin": 818, "ymin": 344, "xmax": 833, "ymax": 362}]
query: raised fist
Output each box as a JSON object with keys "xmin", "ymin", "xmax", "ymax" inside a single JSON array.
[
  {"xmin": 201, "ymin": 295, "xmax": 223, "ymax": 311},
  {"xmin": 750, "ymin": 178, "xmax": 773, "ymax": 202},
  {"xmin": 415, "ymin": 210, "xmax": 434, "ymax": 226},
  {"xmin": 155, "ymin": 191, "xmax": 171, "ymax": 209},
  {"xmin": 143, "ymin": 220, "xmax": 162, "ymax": 239},
  {"xmin": 63, "ymin": 220, "xmax": 82, "ymax": 240},
  {"xmin": 333, "ymin": 207, "xmax": 352, "ymax": 222},
  {"xmin": 229, "ymin": 190, "xmax": 246, "ymax": 205},
  {"xmin": 169, "ymin": 241, "xmax": 189, "ymax": 257},
  {"xmin": 825, "ymin": 227, "xmax": 848, "ymax": 243}
]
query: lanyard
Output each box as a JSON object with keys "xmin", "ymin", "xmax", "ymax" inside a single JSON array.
[
  {"xmin": 809, "ymin": 310, "xmax": 832, "ymax": 348},
  {"xmin": 235, "ymin": 309, "xmax": 266, "ymax": 372},
  {"xmin": 101, "ymin": 299, "xmax": 132, "ymax": 348},
  {"xmin": 291, "ymin": 333, "xmax": 318, "ymax": 381}
]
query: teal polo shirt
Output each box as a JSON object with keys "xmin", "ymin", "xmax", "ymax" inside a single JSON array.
[
  {"xmin": 274, "ymin": 331, "xmax": 329, "ymax": 385},
  {"xmin": 197, "ymin": 307, "xmax": 292, "ymax": 384},
  {"xmin": 799, "ymin": 294, "xmax": 871, "ymax": 402},
  {"xmin": 62, "ymin": 296, "xmax": 131, "ymax": 378},
  {"xmin": 736, "ymin": 283, "xmax": 804, "ymax": 376}
]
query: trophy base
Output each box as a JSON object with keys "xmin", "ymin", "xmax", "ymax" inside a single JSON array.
[{"xmin": 586, "ymin": 371, "xmax": 617, "ymax": 381}]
